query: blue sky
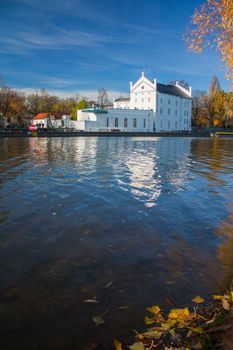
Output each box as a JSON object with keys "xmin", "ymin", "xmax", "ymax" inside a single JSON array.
[{"xmin": 0, "ymin": 0, "xmax": 231, "ymax": 100}]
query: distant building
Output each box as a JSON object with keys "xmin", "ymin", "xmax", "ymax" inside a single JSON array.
[
  {"xmin": 75, "ymin": 73, "xmax": 192, "ymax": 133},
  {"xmin": 31, "ymin": 113, "xmax": 70, "ymax": 128}
]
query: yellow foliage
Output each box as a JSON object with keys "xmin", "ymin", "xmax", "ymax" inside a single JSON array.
[
  {"xmin": 146, "ymin": 305, "xmax": 161, "ymax": 315},
  {"xmin": 185, "ymin": 0, "xmax": 233, "ymax": 83},
  {"xmin": 192, "ymin": 296, "xmax": 205, "ymax": 304},
  {"xmin": 168, "ymin": 307, "xmax": 190, "ymax": 321}
]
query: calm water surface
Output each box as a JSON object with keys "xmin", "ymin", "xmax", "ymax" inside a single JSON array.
[{"xmin": 0, "ymin": 137, "xmax": 233, "ymax": 349}]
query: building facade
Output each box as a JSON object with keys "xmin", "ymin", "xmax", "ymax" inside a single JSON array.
[{"xmin": 76, "ymin": 73, "xmax": 192, "ymax": 133}]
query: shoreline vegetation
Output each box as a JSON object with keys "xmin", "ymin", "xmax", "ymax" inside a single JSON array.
[{"xmin": 114, "ymin": 289, "xmax": 233, "ymax": 350}]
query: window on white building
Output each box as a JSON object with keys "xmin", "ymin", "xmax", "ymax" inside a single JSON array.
[
  {"xmin": 144, "ymin": 119, "xmax": 146, "ymax": 128},
  {"xmin": 160, "ymin": 98, "xmax": 163, "ymax": 103},
  {"xmin": 148, "ymin": 97, "xmax": 151, "ymax": 102},
  {"xmin": 175, "ymin": 100, "xmax": 178, "ymax": 106},
  {"xmin": 168, "ymin": 108, "xmax": 170, "ymax": 115},
  {"xmin": 124, "ymin": 118, "xmax": 128, "ymax": 127},
  {"xmin": 141, "ymin": 98, "xmax": 144, "ymax": 102},
  {"xmin": 115, "ymin": 118, "xmax": 118, "ymax": 127},
  {"xmin": 175, "ymin": 121, "xmax": 177, "ymax": 129},
  {"xmin": 135, "ymin": 99, "xmax": 137, "ymax": 103},
  {"xmin": 160, "ymin": 107, "xmax": 163, "ymax": 114},
  {"xmin": 168, "ymin": 99, "xmax": 170, "ymax": 104},
  {"xmin": 106, "ymin": 117, "xmax": 109, "ymax": 127},
  {"xmin": 175, "ymin": 109, "xmax": 177, "ymax": 116},
  {"xmin": 133, "ymin": 118, "xmax": 137, "ymax": 128},
  {"xmin": 168, "ymin": 121, "xmax": 170, "ymax": 129}
]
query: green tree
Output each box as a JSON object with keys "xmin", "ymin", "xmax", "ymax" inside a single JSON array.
[{"xmin": 71, "ymin": 99, "xmax": 89, "ymax": 120}]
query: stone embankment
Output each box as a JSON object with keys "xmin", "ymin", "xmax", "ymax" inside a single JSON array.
[{"xmin": 0, "ymin": 129, "xmax": 211, "ymax": 138}]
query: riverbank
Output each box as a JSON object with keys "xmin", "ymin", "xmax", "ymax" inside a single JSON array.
[
  {"xmin": 0, "ymin": 129, "xmax": 211, "ymax": 138},
  {"xmin": 116, "ymin": 290, "xmax": 233, "ymax": 350}
]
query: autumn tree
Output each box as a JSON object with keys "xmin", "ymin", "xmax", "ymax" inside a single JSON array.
[
  {"xmin": 0, "ymin": 87, "xmax": 25, "ymax": 123},
  {"xmin": 208, "ymin": 75, "xmax": 221, "ymax": 126},
  {"xmin": 223, "ymin": 92, "xmax": 233, "ymax": 126},
  {"xmin": 26, "ymin": 90, "xmax": 58, "ymax": 115},
  {"xmin": 52, "ymin": 98, "xmax": 76, "ymax": 115},
  {"xmin": 192, "ymin": 89, "xmax": 207, "ymax": 125},
  {"xmin": 185, "ymin": 0, "xmax": 233, "ymax": 82}
]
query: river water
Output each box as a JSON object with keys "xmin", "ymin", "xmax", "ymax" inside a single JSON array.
[{"xmin": 0, "ymin": 136, "xmax": 233, "ymax": 349}]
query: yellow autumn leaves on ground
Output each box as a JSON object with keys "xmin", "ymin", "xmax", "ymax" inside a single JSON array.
[{"xmin": 114, "ymin": 290, "xmax": 233, "ymax": 350}]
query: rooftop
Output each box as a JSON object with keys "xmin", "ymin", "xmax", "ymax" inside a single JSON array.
[{"xmin": 157, "ymin": 83, "xmax": 191, "ymax": 99}]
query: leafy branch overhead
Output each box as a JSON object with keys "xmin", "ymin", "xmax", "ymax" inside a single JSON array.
[{"xmin": 185, "ymin": 0, "xmax": 233, "ymax": 82}]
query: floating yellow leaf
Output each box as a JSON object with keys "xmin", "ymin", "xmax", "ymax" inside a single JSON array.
[
  {"xmin": 113, "ymin": 338, "xmax": 123, "ymax": 350},
  {"xmin": 213, "ymin": 295, "xmax": 224, "ymax": 300},
  {"xmin": 192, "ymin": 296, "xmax": 205, "ymax": 304},
  {"xmin": 147, "ymin": 305, "xmax": 161, "ymax": 315},
  {"xmin": 128, "ymin": 342, "xmax": 145, "ymax": 350},
  {"xmin": 144, "ymin": 316, "xmax": 155, "ymax": 325},
  {"xmin": 160, "ymin": 319, "xmax": 176, "ymax": 331},
  {"xmin": 168, "ymin": 308, "xmax": 190, "ymax": 320}
]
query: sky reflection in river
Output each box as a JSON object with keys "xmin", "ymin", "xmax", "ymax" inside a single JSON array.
[{"xmin": 0, "ymin": 137, "xmax": 233, "ymax": 350}]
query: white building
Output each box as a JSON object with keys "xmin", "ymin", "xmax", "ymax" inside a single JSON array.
[
  {"xmin": 76, "ymin": 108, "xmax": 155, "ymax": 132},
  {"xmin": 76, "ymin": 72, "xmax": 192, "ymax": 133}
]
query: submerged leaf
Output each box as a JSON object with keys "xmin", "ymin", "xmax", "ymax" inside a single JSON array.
[
  {"xmin": 105, "ymin": 281, "xmax": 113, "ymax": 288},
  {"xmin": 192, "ymin": 296, "xmax": 205, "ymax": 304},
  {"xmin": 92, "ymin": 315, "xmax": 105, "ymax": 326}
]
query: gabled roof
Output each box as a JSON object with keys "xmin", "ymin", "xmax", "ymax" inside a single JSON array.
[
  {"xmin": 157, "ymin": 83, "xmax": 191, "ymax": 99},
  {"xmin": 32, "ymin": 113, "xmax": 49, "ymax": 120},
  {"xmin": 115, "ymin": 97, "xmax": 130, "ymax": 102},
  {"xmin": 32, "ymin": 112, "xmax": 62, "ymax": 120}
]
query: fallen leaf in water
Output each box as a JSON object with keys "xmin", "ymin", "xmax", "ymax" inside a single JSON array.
[
  {"xmin": 92, "ymin": 315, "xmax": 105, "ymax": 326},
  {"xmin": 147, "ymin": 305, "xmax": 161, "ymax": 315},
  {"xmin": 222, "ymin": 298, "xmax": 231, "ymax": 311},
  {"xmin": 128, "ymin": 342, "xmax": 145, "ymax": 350},
  {"xmin": 144, "ymin": 316, "xmax": 155, "ymax": 325},
  {"xmin": 105, "ymin": 281, "xmax": 113, "ymax": 288},
  {"xmin": 118, "ymin": 306, "xmax": 128, "ymax": 309},
  {"xmin": 83, "ymin": 299, "xmax": 99, "ymax": 304},
  {"xmin": 192, "ymin": 296, "xmax": 205, "ymax": 304},
  {"xmin": 113, "ymin": 338, "xmax": 123, "ymax": 350},
  {"xmin": 143, "ymin": 328, "xmax": 163, "ymax": 339}
]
